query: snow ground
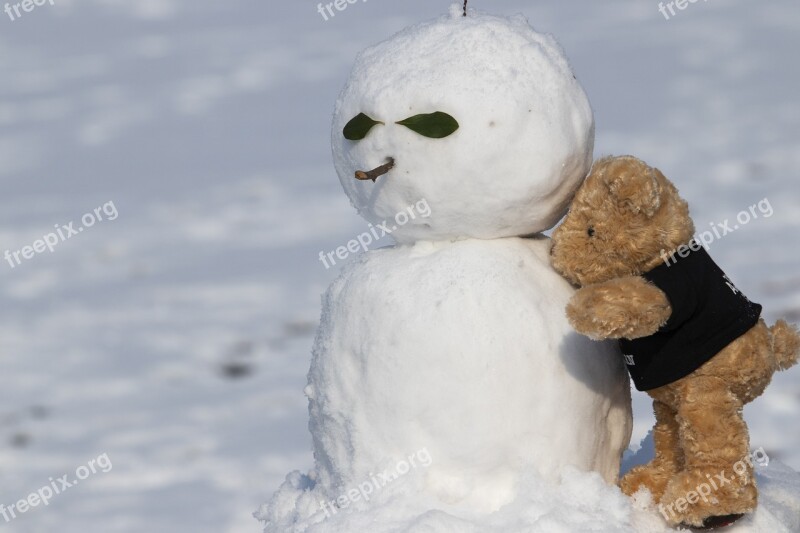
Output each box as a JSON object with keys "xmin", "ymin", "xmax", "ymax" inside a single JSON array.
[{"xmin": 0, "ymin": 0, "xmax": 797, "ymax": 531}]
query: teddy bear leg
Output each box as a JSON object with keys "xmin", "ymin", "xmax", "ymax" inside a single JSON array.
[
  {"xmin": 659, "ymin": 376, "xmax": 757, "ymax": 528},
  {"xmin": 620, "ymin": 400, "xmax": 683, "ymax": 500}
]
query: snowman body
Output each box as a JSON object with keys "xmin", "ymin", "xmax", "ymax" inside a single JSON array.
[
  {"xmin": 308, "ymin": 236, "xmax": 631, "ymax": 511},
  {"xmin": 307, "ymin": 5, "xmax": 632, "ymax": 515}
]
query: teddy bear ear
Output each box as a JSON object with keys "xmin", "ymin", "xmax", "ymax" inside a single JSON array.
[{"xmin": 605, "ymin": 160, "xmax": 662, "ymax": 218}]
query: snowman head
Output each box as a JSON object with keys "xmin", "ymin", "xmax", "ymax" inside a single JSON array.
[{"xmin": 332, "ymin": 6, "xmax": 594, "ymax": 244}]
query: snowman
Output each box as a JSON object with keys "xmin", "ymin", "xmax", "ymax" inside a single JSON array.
[{"xmin": 262, "ymin": 5, "xmax": 632, "ymax": 529}]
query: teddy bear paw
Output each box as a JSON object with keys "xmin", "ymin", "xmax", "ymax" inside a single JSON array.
[
  {"xmin": 566, "ymin": 280, "xmax": 671, "ymax": 340},
  {"xmin": 619, "ymin": 462, "xmax": 675, "ymax": 501},
  {"xmin": 566, "ymin": 294, "xmax": 645, "ymax": 340},
  {"xmin": 658, "ymin": 469, "xmax": 757, "ymax": 528}
]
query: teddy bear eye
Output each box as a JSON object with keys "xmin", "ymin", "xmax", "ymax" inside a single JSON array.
[{"xmin": 587, "ymin": 226, "xmax": 595, "ymax": 238}]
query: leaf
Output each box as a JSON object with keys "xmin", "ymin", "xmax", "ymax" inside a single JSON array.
[
  {"xmin": 343, "ymin": 113, "xmax": 383, "ymax": 140},
  {"xmin": 396, "ymin": 111, "xmax": 459, "ymax": 139}
]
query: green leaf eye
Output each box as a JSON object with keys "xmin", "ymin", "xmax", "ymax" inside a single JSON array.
[
  {"xmin": 343, "ymin": 113, "xmax": 383, "ymax": 140},
  {"xmin": 396, "ymin": 111, "xmax": 459, "ymax": 138}
]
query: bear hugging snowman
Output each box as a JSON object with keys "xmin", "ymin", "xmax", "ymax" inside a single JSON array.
[{"xmin": 257, "ymin": 5, "xmax": 800, "ymax": 533}]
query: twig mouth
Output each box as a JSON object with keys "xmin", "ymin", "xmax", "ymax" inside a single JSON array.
[{"xmin": 355, "ymin": 158, "xmax": 395, "ymax": 182}]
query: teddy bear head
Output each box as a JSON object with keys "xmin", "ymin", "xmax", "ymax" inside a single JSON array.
[{"xmin": 550, "ymin": 155, "xmax": 695, "ymax": 286}]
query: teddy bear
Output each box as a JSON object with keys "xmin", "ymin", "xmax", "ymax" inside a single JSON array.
[{"xmin": 549, "ymin": 155, "xmax": 800, "ymax": 529}]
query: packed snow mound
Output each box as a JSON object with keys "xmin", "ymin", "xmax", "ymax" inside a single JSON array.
[
  {"xmin": 331, "ymin": 5, "xmax": 594, "ymax": 243},
  {"xmin": 258, "ymin": 237, "xmax": 633, "ymax": 529},
  {"xmin": 306, "ymin": 238, "xmax": 631, "ymax": 508},
  {"xmin": 257, "ymin": 432, "xmax": 800, "ymax": 532}
]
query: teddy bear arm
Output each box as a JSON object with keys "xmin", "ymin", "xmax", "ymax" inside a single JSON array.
[{"xmin": 566, "ymin": 277, "xmax": 672, "ymax": 340}]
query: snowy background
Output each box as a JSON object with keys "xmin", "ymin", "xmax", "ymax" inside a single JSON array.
[{"xmin": 0, "ymin": 0, "xmax": 798, "ymax": 531}]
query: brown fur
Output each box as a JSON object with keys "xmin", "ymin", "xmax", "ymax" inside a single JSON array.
[
  {"xmin": 550, "ymin": 155, "xmax": 800, "ymax": 527},
  {"xmin": 566, "ymin": 276, "xmax": 672, "ymax": 341}
]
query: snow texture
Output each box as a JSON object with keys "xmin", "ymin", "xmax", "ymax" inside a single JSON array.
[
  {"xmin": 259, "ymin": 432, "xmax": 800, "ymax": 532},
  {"xmin": 332, "ymin": 7, "xmax": 595, "ymax": 243},
  {"xmin": 308, "ymin": 237, "xmax": 630, "ymax": 502},
  {"xmin": 259, "ymin": 238, "xmax": 635, "ymax": 531},
  {"xmin": 1, "ymin": 0, "xmax": 798, "ymax": 532}
]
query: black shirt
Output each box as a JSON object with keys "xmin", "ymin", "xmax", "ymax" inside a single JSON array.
[{"xmin": 619, "ymin": 243, "xmax": 762, "ymax": 391}]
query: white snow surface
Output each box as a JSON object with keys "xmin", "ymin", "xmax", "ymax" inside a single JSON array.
[
  {"xmin": 332, "ymin": 7, "xmax": 594, "ymax": 243},
  {"xmin": 1, "ymin": 0, "xmax": 799, "ymax": 532},
  {"xmin": 258, "ymin": 237, "xmax": 634, "ymax": 531},
  {"xmin": 304, "ymin": 237, "xmax": 630, "ymax": 508},
  {"xmin": 258, "ymin": 432, "xmax": 800, "ymax": 532}
]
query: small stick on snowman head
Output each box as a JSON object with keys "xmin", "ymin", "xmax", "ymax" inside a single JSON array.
[
  {"xmin": 463, "ymin": 0, "xmax": 467, "ymax": 17},
  {"xmin": 355, "ymin": 157, "xmax": 395, "ymax": 182}
]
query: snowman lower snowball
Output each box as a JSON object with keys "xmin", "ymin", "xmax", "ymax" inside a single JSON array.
[{"xmin": 257, "ymin": 6, "xmax": 638, "ymax": 531}]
